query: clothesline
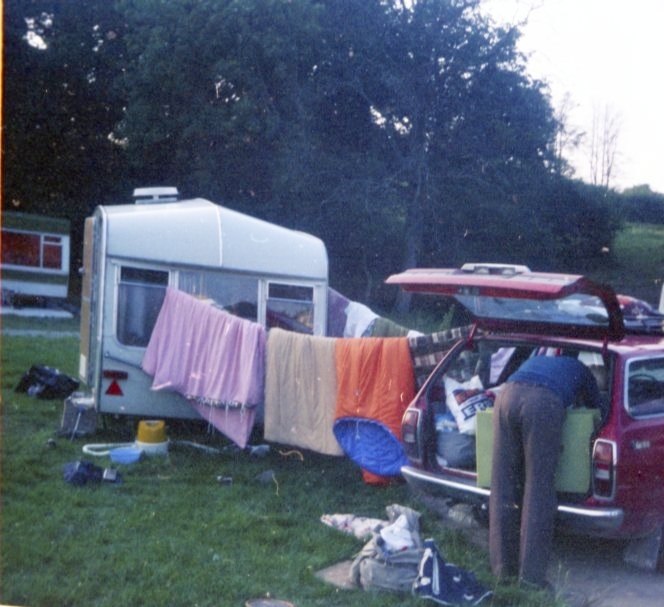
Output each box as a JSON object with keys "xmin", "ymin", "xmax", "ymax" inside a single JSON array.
[{"xmin": 141, "ymin": 287, "xmax": 471, "ymax": 480}]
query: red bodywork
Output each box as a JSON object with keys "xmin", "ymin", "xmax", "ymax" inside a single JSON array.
[{"xmin": 389, "ymin": 265, "xmax": 664, "ymax": 540}]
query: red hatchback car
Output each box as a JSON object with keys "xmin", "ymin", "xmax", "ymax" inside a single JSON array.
[{"xmin": 387, "ymin": 264, "xmax": 664, "ymax": 568}]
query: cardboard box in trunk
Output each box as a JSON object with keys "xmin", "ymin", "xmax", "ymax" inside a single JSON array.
[{"xmin": 476, "ymin": 407, "xmax": 601, "ymax": 493}]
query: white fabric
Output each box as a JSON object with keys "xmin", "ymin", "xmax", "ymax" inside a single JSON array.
[
  {"xmin": 320, "ymin": 513, "xmax": 386, "ymax": 539},
  {"xmin": 379, "ymin": 513, "xmax": 417, "ymax": 551},
  {"xmin": 343, "ymin": 301, "xmax": 379, "ymax": 337}
]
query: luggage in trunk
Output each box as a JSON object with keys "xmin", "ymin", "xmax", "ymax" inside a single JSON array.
[{"xmin": 476, "ymin": 407, "xmax": 601, "ymax": 493}]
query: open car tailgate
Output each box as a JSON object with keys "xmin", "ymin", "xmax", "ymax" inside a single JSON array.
[{"xmin": 386, "ymin": 265, "xmax": 624, "ymax": 341}]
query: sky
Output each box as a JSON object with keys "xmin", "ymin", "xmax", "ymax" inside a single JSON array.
[{"xmin": 480, "ymin": 0, "xmax": 664, "ymax": 193}]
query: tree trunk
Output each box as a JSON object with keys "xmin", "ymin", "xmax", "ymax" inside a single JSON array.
[{"xmin": 394, "ymin": 160, "xmax": 426, "ymax": 316}]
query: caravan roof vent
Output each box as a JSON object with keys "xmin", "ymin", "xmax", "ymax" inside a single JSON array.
[{"xmin": 132, "ymin": 187, "xmax": 180, "ymax": 204}]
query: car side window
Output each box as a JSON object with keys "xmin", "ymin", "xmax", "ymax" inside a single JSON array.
[{"xmin": 627, "ymin": 357, "xmax": 664, "ymax": 417}]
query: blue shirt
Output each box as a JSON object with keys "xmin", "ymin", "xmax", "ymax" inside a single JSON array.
[{"xmin": 507, "ymin": 355, "xmax": 601, "ymax": 408}]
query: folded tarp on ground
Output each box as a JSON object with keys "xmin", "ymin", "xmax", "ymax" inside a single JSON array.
[
  {"xmin": 333, "ymin": 337, "xmax": 415, "ymax": 483},
  {"xmin": 142, "ymin": 288, "xmax": 266, "ymax": 448},
  {"xmin": 264, "ymin": 328, "xmax": 343, "ymax": 456}
]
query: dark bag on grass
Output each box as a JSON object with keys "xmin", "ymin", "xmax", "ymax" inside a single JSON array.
[
  {"xmin": 15, "ymin": 365, "xmax": 79, "ymax": 399},
  {"xmin": 412, "ymin": 538, "xmax": 493, "ymax": 605},
  {"xmin": 62, "ymin": 461, "xmax": 103, "ymax": 486},
  {"xmin": 62, "ymin": 461, "xmax": 122, "ymax": 486}
]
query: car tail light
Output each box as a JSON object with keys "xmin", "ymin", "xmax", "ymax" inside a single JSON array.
[
  {"xmin": 592, "ymin": 439, "xmax": 617, "ymax": 499},
  {"xmin": 401, "ymin": 408, "xmax": 423, "ymax": 464}
]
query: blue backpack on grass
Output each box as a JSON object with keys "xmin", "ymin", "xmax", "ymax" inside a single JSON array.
[{"xmin": 412, "ymin": 539, "xmax": 492, "ymax": 606}]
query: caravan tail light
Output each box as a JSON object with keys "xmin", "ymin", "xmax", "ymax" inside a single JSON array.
[
  {"xmin": 592, "ymin": 439, "xmax": 617, "ymax": 499},
  {"xmin": 103, "ymin": 370, "xmax": 128, "ymax": 380},
  {"xmin": 103, "ymin": 369, "xmax": 128, "ymax": 396}
]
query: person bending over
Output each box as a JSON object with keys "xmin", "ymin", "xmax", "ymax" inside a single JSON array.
[{"xmin": 488, "ymin": 354, "xmax": 601, "ymax": 590}]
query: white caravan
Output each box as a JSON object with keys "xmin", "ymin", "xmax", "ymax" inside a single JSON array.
[{"xmin": 79, "ymin": 192, "xmax": 328, "ymax": 419}]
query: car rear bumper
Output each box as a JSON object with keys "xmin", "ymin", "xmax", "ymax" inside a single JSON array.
[{"xmin": 401, "ymin": 465, "xmax": 625, "ymax": 536}]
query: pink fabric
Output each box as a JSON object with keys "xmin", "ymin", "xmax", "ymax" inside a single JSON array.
[
  {"xmin": 189, "ymin": 400, "xmax": 257, "ymax": 449},
  {"xmin": 142, "ymin": 288, "xmax": 266, "ymax": 407}
]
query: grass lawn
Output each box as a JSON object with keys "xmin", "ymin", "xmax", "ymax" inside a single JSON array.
[
  {"xmin": 4, "ymin": 218, "xmax": 661, "ymax": 606},
  {"xmin": 0, "ymin": 325, "xmax": 562, "ymax": 606}
]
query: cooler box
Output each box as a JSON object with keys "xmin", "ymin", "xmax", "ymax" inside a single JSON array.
[{"xmin": 476, "ymin": 407, "xmax": 601, "ymax": 492}]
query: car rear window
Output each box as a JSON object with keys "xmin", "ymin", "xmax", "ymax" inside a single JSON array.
[{"xmin": 454, "ymin": 292, "xmax": 611, "ymax": 331}]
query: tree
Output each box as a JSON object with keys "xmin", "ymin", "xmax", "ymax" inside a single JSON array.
[
  {"xmin": 3, "ymin": 0, "xmax": 618, "ymax": 307},
  {"xmin": 589, "ymin": 102, "xmax": 621, "ymax": 190},
  {"xmin": 617, "ymin": 185, "xmax": 664, "ymax": 224},
  {"xmin": 322, "ymin": 0, "xmax": 561, "ymax": 308},
  {"xmin": 3, "ymin": 0, "xmax": 127, "ymax": 217},
  {"xmin": 552, "ymin": 93, "xmax": 584, "ymax": 179},
  {"xmin": 113, "ymin": 0, "xmax": 328, "ymax": 207},
  {"xmin": 113, "ymin": 0, "xmax": 409, "ymax": 298},
  {"xmin": 3, "ymin": 0, "xmax": 130, "ymax": 283}
]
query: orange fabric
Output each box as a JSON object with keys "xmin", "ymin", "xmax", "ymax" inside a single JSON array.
[
  {"xmin": 334, "ymin": 336, "xmax": 415, "ymax": 433},
  {"xmin": 334, "ymin": 337, "xmax": 416, "ymax": 482},
  {"xmin": 361, "ymin": 469, "xmax": 403, "ymax": 486}
]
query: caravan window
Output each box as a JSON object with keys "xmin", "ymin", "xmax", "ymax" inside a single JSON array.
[
  {"xmin": 179, "ymin": 270, "xmax": 259, "ymax": 321},
  {"xmin": 266, "ymin": 283, "xmax": 314, "ymax": 333},
  {"xmin": 117, "ymin": 267, "xmax": 169, "ymax": 346},
  {"xmin": 43, "ymin": 236, "xmax": 64, "ymax": 269},
  {"xmin": 1, "ymin": 230, "xmax": 64, "ymax": 270}
]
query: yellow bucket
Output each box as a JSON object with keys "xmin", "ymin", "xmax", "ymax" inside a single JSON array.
[
  {"xmin": 135, "ymin": 420, "xmax": 168, "ymax": 455},
  {"xmin": 137, "ymin": 419, "xmax": 166, "ymax": 443}
]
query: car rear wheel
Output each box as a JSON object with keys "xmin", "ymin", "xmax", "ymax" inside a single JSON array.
[{"xmin": 623, "ymin": 525, "xmax": 664, "ymax": 572}]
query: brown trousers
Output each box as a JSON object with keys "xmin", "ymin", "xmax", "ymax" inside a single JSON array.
[{"xmin": 488, "ymin": 382, "xmax": 565, "ymax": 588}]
